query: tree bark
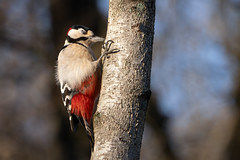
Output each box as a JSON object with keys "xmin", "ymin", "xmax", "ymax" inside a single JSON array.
[{"xmin": 92, "ymin": 0, "xmax": 155, "ymax": 159}]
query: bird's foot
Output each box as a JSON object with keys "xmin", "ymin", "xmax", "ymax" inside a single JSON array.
[{"xmin": 102, "ymin": 40, "xmax": 120, "ymax": 56}]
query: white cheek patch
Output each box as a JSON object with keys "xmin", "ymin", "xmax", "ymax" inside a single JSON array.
[{"xmin": 68, "ymin": 29, "xmax": 81, "ymax": 39}]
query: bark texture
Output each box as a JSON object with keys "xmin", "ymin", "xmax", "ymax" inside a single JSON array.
[{"xmin": 92, "ymin": 0, "xmax": 155, "ymax": 159}]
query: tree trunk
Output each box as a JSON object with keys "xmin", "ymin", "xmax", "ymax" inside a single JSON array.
[{"xmin": 91, "ymin": 0, "xmax": 155, "ymax": 159}]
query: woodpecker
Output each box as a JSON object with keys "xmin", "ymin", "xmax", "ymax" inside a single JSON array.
[{"xmin": 56, "ymin": 25, "xmax": 118, "ymax": 148}]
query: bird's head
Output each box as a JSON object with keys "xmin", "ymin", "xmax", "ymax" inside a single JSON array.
[{"xmin": 66, "ymin": 25, "xmax": 104, "ymax": 47}]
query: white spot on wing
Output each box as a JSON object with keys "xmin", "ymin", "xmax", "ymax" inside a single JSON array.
[
  {"xmin": 68, "ymin": 105, "xmax": 71, "ymax": 111},
  {"xmin": 63, "ymin": 95, "xmax": 72, "ymax": 106},
  {"xmin": 60, "ymin": 83, "xmax": 71, "ymax": 94}
]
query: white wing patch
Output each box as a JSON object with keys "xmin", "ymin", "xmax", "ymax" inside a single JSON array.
[
  {"xmin": 60, "ymin": 82, "xmax": 74, "ymax": 111},
  {"xmin": 59, "ymin": 82, "xmax": 81, "ymax": 132}
]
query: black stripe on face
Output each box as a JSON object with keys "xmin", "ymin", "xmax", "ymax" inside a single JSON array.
[
  {"xmin": 67, "ymin": 36, "xmax": 88, "ymax": 43},
  {"xmin": 60, "ymin": 42, "xmax": 87, "ymax": 52}
]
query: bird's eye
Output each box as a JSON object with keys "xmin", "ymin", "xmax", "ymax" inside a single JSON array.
[{"xmin": 79, "ymin": 29, "xmax": 87, "ymax": 34}]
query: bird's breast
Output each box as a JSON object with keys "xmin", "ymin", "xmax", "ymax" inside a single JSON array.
[{"xmin": 58, "ymin": 57, "xmax": 97, "ymax": 88}]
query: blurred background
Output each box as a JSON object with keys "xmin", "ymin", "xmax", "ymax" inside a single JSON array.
[{"xmin": 0, "ymin": 0, "xmax": 240, "ymax": 160}]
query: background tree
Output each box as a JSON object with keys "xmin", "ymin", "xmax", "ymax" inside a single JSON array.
[
  {"xmin": 92, "ymin": 0, "xmax": 155, "ymax": 159},
  {"xmin": 1, "ymin": 0, "xmax": 240, "ymax": 160}
]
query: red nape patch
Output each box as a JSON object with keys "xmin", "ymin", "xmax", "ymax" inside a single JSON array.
[
  {"xmin": 71, "ymin": 93, "xmax": 95, "ymax": 124},
  {"xmin": 67, "ymin": 27, "xmax": 72, "ymax": 35}
]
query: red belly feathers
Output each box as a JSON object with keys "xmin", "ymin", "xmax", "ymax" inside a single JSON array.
[{"xmin": 71, "ymin": 72, "xmax": 100, "ymax": 123}]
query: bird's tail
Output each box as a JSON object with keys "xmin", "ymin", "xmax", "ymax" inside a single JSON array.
[{"xmin": 80, "ymin": 118, "xmax": 94, "ymax": 150}]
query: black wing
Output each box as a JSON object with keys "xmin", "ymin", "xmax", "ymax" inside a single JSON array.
[
  {"xmin": 60, "ymin": 82, "xmax": 94, "ymax": 149},
  {"xmin": 60, "ymin": 82, "xmax": 79, "ymax": 132}
]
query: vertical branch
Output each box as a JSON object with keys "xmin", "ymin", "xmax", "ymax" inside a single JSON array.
[{"xmin": 92, "ymin": 0, "xmax": 155, "ymax": 159}]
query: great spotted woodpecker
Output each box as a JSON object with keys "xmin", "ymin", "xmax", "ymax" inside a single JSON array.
[{"xmin": 56, "ymin": 25, "xmax": 118, "ymax": 148}]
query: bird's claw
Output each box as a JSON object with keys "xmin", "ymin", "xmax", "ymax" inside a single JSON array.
[
  {"xmin": 102, "ymin": 40, "xmax": 114, "ymax": 51},
  {"xmin": 102, "ymin": 40, "xmax": 120, "ymax": 55}
]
